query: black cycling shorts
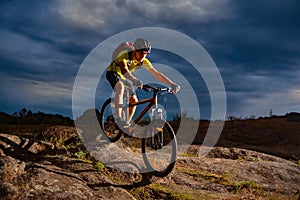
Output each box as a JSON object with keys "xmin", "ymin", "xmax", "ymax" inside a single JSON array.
[
  {"xmin": 106, "ymin": 71, "xmax": 135, "ymax": 95},
  {"xmin": 106, "ymin": 70, "xmax": 120, "ymax": 89}
]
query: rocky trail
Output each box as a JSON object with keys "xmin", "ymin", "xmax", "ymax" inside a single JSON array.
[{"xmin": 0, "ymin": 125, "xmax": 300, "ymax": 199}]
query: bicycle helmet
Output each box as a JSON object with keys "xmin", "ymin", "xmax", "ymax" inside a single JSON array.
[{"xmin": 133, "ymin": 38, "xmax": 151, "ymax": 53}]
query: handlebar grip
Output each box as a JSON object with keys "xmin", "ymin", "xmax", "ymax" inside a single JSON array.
[{"xmin": 142, "ymin": 84, "xmax": 152, "ymax": 92}]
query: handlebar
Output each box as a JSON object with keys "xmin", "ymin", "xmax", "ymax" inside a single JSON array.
[{"xmin": 142, "ymin": 84, "xmax": 173, "ymax": 94}]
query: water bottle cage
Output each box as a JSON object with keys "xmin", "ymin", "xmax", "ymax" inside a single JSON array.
[{"xmin": 150, "ymin": 107, "xmax": 163, "ymax": 120}]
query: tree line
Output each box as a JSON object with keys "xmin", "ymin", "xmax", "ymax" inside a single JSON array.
[{"xmin": 0, "ymin": 108, "xmax": 74, "ymax": 126}]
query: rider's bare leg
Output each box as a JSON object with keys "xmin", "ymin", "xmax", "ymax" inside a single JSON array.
[
  {"xmin": 128, "ymin": 94, "xmax": 138, "ymax": 123},
  {"xmin": 114, "ymin": 81, "xmax": 125, "ymax": 119}
]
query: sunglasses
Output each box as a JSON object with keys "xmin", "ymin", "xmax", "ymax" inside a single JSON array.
[{"xmin": 137, "ymin": 48, "xmax": 150, "ymax": 53}]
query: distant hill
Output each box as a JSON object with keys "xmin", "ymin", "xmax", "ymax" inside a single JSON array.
[
  {"xmin": 0, "ymin": 109, "xmax": 73, "ymax": 126},
  {"xmin": 188, "ymin": 112, "xmax": 300, "ymax": 160},
  {"xmin": 285, "ymin": 112, "xmax": 300, "ymax": 122}
]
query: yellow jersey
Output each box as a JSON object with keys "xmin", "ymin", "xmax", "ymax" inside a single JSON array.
[{"xmin": 107, "ymin": 50, "xmax": 153, "ymax": 80}]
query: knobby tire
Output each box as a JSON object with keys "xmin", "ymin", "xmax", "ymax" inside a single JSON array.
[
  {"xmin": 99, "ymin": 98, "xmax": 122, "ymax": 142},
  {"xmin": 142, "ymin": 119, "xmax": 177, "ymax": 177}
]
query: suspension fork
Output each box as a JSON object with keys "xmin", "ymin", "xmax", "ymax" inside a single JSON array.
[{"xmin": 150, "ymin": 93, "xmax": 163, "ymax": 148}]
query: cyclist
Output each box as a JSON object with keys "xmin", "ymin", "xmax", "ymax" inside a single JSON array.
[{"xmin": 106, "ymin": 38, "xmax": 180, "ymax": 127}]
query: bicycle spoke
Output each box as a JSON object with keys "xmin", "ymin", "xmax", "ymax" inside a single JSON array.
[
  {"xmin": 99, "ymin": 99, "xmax": 122, "ymax": 142},
  {"xmin": 142, "ymin": 120, "xmax": 177, "ymax": 177}
]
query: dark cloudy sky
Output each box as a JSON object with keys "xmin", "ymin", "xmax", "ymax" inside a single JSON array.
[{"xmin": 1, "ymin": 0, "xmax": 300, "ymax": 119}]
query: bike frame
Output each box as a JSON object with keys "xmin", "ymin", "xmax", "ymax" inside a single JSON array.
[{"xmin": 125, "ymin": 90, "xmax": 158, "ymax": 128}]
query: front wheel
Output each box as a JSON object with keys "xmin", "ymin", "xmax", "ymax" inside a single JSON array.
[
  {"xmin": 99, "ymin": 98, "xmax": 122, "ymax": 142},
  {"xmin": 142, "ymin": 119, "xmax": 177, "ymax": 177}
]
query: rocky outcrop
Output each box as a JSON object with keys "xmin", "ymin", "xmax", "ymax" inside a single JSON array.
[
  {"xmin": 0, "ymin": 155, "xmax": 135, "ymax": 200},
  {"xmin": 0, "ymin": 127, "xmax": 300, "ymax": 199}
]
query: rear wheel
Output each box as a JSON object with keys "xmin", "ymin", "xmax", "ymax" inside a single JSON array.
[
  {"xmin": 99, "ymin": 98, "xmax": 122, "ymax": 142},
  {"xmin": 142, "ymin": 119, "xmax": 177, "ymax": 177}
]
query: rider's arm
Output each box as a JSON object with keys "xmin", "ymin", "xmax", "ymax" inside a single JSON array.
[
  {"xmin": 147, "ymin": 67, "xmax": 175, "ymax": 86},
  {"xmin": 148, "ymin": 67, "xmax": 180, "ymax": 93},
  {"xmin": 119, "ymin": 60, "xmax": 137, "ymax": 82}
]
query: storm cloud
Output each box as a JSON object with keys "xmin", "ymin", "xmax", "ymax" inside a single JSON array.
[{"xmin": 0, "ymin": 0, "xmax": 299, "ymax": 119}]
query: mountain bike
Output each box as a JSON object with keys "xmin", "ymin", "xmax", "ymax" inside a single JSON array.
[{"xmin": 99, "ymin": 84, "xmax": 177, "ymax": 177}]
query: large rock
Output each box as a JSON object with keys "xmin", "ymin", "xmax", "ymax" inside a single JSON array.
[{"xmin": 0, "ymin": 155, "xmax": 136, "ymax": 200}]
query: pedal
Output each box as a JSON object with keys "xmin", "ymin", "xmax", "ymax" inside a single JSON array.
[{"xmin": 156, "ymin": 127, "xmax": 163, "ymax": 132}]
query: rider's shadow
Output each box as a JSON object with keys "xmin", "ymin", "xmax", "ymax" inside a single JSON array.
[
  {"xmin": 88, "ymin": 135, "xmax": 148, "ymax": 174},
  {"xmin": 0, "ymin": 134, "xmax": 50, "ymax": 160},
  {"xmin": 0, "ymin": 134, "xmax": 154, "ymax": 189},
  {"xmin": 76, "ymin": 132, "xmax": 155, "ymax": 189},
  {"xmin": 87, "ymin": 171, "xmax": 153, "ymax": 190}
]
